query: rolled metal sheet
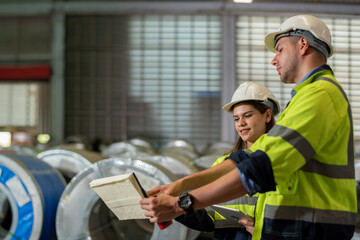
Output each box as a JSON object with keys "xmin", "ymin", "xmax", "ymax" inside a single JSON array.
[
  {"xmin": 1, "ymin": 146, "xmax": 40, "ymax": 156},
  {"xmin": 102, "ymin": 142, "xmax": 155, "ymax": 158},
  {"xmin": 160, "ymin": 140, "xmax": 199, "ymax": 164},
  {"xmin": 112, "ymin": 151, "xmax": 155, "ymax": 161},
  {"xmin": 353, "ymin": 232, "xmax": 360, "ymax": 240},
  {"xmin": 129, "ymin": 137, "xmax": 157, "ymax": 155},
  {"xmin": 56, "ymin": 158, "xmax": 200, "ymax": 240},
  {"xmin": 160, "ymin": 139, "xmax": 196, "ymax": 153},
  {"xmin": 162, "ymin": 151, "xmax": 196, "ymax": 165},
  {"xmin": 193, "ymin": 154, "xmax": 223, "ymax": 171},
  {"xmin": 203, "ymin": 141, "xmax": 233, "ymax": 156},
  {"xmin": 355, "ymin": 161, "xmax": 360, "ymax": 234},
  {"xmin": 355, "ymin": 138, "xmax": 360, "ymax": 159},
  {"xmin": 63, "ymin": 135, "xmax": 90, "ymax": 150},
  {"xmin": 0, "ymin": 153, "xmax": 66, "ymax": 240},
  {"xmin": 355, "ymin": 160, "xmax": 360, "ymax": 181},
  {"xmin": 145, "ymin": 155, "xmax": 198, "ymax": 178},
  {"xmin": 37, "ymin": 147, "xmax": 105, "ymax": 182}
]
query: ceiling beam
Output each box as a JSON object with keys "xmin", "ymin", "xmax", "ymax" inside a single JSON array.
[{"xmin": 0, "ymin": 2, "xmax": 359, "ymax": 16}]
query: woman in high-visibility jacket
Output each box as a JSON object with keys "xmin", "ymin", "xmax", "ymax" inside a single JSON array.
[{"xmin": 149, "ymin": 81, "xmax": 280, "ymax": 240}]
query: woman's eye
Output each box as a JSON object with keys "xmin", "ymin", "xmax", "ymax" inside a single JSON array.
[
  {"xmin": 233, "ymin": 118, "xmax": 239, "ymax": 122},
  {"xmin": 244, "ymin": 114, "xmax": 252, "ymax": 118}
]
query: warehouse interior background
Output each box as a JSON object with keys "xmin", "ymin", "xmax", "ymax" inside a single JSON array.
[
  {"xmin": 1, "ymin": 0, "xmax": 360, "ymax": 240},
  {"xmin": 0, "ymin": 0, "xmax": 359, "ymax": 153}
]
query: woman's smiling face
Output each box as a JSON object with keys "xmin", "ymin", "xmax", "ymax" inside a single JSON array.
[{"xmin": 232, "ymin": 102, "xmax": 272, "ymax": 148}]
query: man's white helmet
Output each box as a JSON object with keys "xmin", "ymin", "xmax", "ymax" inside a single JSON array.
[
  {"xmin": 223, "ymin": 81, "xmax": 280, "ymax": 116},
  {"xmin": 264, "ymin": 15, "xmax": 333, "ymax": 58}
]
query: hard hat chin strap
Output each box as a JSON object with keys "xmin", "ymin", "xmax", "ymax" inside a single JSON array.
[{"xmin": 275, "ymin": 29, "xmax": 330, "ymax": 59}]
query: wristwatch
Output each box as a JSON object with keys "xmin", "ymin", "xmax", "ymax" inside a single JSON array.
[{"xmin": 178, "ymin": 192, "xmax": 194, "ymax": 214}]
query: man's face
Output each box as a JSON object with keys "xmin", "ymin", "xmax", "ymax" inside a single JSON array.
[{"xmin": 271, "ymin": 37, "xmax": 299, "ymax": 84}]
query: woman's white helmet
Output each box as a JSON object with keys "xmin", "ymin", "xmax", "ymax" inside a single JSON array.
[
  {"xmin": 223, "ymin": 81, "xmax": 280, "ymax": 116},
  {"xmin": 264, "ymin": 15, "xmax": 333, "ymax": 58}
]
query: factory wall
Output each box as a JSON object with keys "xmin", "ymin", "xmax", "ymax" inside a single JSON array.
[{"xmin": 0, "ymin": 1, "xmax": 359, "ymax": 152}]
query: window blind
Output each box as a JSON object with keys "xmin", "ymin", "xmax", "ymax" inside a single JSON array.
[
  {"xmin": 65, "ymin": 15, "xmax": 222, "ymax": 150},
  {"xmin": 128, "ymin": 15, "xmax": 222, "ymax": 149},
  {"xmin": 0, "ymin": 83, "xmax": 38, "ymax": 127},
  {"xmin": 236, "ymin": 15, "xmax": 360, "ymax": 136},
  {"xmin": 0, "ymin": 16, "xmax": 49, "ymax": 131},
  {"xmin": 65, "ymin": 16, "xmax": 130, "ymax": 142}
]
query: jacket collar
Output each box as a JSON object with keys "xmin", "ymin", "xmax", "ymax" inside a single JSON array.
[{"xmin": 291, "ymin": 65, "xmax": 333, "ymax": 98}]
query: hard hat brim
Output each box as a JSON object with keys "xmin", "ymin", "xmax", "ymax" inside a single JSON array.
[
  {"xmin": 264, "ymin": 28, "xmax": 292, "ymax": 53},
  {"xmin": 264, "ymin": 27, "xmax": 333, "ymax": 57},
  {"xmin": 222, "ymin": 98, "xmax": 280, "ymax": 116},
  {"xmin": 222, "ymin": 99, "xmax": 254, "ymax": 113}
]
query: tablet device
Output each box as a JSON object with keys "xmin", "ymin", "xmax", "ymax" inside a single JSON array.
[{"xmin": 210, "ymin": 204, "xmax": 252, "ymax": 222}]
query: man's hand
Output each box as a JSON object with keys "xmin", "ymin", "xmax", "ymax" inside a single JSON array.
[
  {"xmin": 147, "ymin": 181, "xmax": 183, "ymax": 197},
  {"xmin": 146, "ymin": 185, "xmax": 168, "ymax": 197},
  {"xmin": 139, "ymin": 194, "xmax": 185, "ymax": 222},
  {"xmin": 238, "ymin": 214, "xmax": 254, "ymax": 235}
]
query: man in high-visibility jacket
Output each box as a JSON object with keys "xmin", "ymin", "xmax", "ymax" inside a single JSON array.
[{"xmin": 140, "ymin": 15, "xmax": 357, "ymax": 239}]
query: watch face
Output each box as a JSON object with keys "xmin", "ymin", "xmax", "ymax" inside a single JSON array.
[
  {"xmin": 179, "ymin": 193, "xmax": 192, "ymax": 210},
  {"xmin": 182, "ymin": 196, "xmax": 191, "ymax": 208}
]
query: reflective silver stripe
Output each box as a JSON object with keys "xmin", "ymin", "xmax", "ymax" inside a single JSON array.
[
  {"xmin": 265, "ymin": 205, "xmax": 356, "ymax": 225},
  {"xmin": 300, "ymin": 158, "xmax": 353, "ymax": 179},
  {"xmin": 214, "ymin": 219, "xmax": 246, "ymax": 229},
  {"xmin": 268, "ymin": 125, "xmax": 315, "ymax": 161},
  {"xmin": 220, "ymin": 195, "xmax": 257, "ymax": 206},
  {"xmin": 238, "ymin": 195, "xmax": 257, "ymax": 205}
]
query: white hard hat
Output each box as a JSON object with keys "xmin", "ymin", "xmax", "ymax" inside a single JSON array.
[
  {"xmin": 223, "ymin": 81, "xmax": 280, "ymax": 116},
  {"xmin": 264, "ymin": 15, "xmax": 333, "ymax": 58}
]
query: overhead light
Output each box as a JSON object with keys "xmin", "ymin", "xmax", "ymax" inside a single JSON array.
[
  {"xmin": 233, "ymin": 0, "xmax": 253, "ymax": 3},
  {"xmin": 0, "ymin": 131, "xmax": 11, "ymax": 147},
  {"xmin": 37, "ymin": 133, "xmax": 51, "ymax": 144}
]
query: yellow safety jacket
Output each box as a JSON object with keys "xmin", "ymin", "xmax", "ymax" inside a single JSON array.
[
  {"xmin": 211, "ymin": 154, "xmax": 257, "ymax": 229},
  {"xmin": 211, "ymin": 154, "xmax": 258, "ymax": 228},
  {"xmin": 230, "ymin": 66, "xmax": 357, "ymax": 239},
  {"xmin": 176, "ymin": 154, "xmax": 257, "ymax": 240}
]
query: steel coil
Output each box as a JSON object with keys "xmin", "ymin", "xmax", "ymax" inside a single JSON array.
[
  {"xmin": 145, "ymin": 155, "xmax": 198, "ymax": 178},
  {"xmin": 193, "ymin": 154, "xmax": 223, "ymax": 171},
  {"xmin": 56, "ymin": 157, "xmax": 200, "ymax": 240},
  {"xmin": 37, "ymin": 147, "xmax": 104, "ymax": 182},
  {"xmin": 0, "ymin": 153, "xmax": 66, "ymax": 240}
]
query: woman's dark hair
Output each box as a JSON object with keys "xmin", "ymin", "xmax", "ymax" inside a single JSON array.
[{"xmin": 227, "ymin": 100, "xmax": 276, "ymax": 154}]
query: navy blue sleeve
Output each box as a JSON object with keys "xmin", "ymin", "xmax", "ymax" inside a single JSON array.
[
  {"xmin": 227, "ymin": 150, "xmax": 248, "ymax": 164},
  {"xmin": 231, "ymin": 150, "xmax": 276, "ymax": 195},
  {"xmin": 175, "ymin": 209, "xmax": 214, "ymax": 232}
]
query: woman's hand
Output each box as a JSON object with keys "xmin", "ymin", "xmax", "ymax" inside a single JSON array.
[{"xmin": 238, "ymin": 214, "xmax": 255, "ymax": 235}]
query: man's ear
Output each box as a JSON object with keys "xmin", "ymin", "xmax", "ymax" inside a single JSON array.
[{"xmin": 298, "ymin": 37, "xmax": 310, "ymax": 56}]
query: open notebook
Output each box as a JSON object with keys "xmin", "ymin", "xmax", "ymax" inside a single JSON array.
[{"xmin": 89, "ymin": 172, "xmax": 148, "ymax": 220}]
